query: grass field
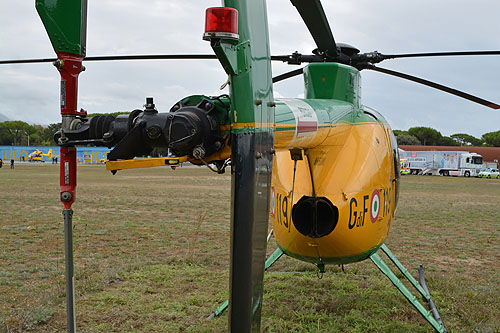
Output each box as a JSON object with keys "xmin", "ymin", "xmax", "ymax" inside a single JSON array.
[{"xmin": 0, "ymin": 164, "xmax": 499, "ymax": 332}]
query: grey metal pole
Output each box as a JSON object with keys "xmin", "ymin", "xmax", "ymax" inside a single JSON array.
[
  {"xmin": 23, "ymin": 131, "xmax": 30, "ymax": 146},
  {"xmin": 63, "ymin": 208, "xmax": 76, "ymax": 333}
]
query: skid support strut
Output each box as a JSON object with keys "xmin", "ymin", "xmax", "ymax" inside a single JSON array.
[
  {"xmin": 370, "ymin": 244, "xmax": 447, "ymax": 333},
  {"xmin": 208, "ymin": 247, "xmax": 284, "ymax": 318}
]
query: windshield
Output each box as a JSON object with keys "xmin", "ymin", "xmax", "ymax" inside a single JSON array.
[{"xmin": 472, "ymin": 156, "xmax": 483, "ymax": 165}]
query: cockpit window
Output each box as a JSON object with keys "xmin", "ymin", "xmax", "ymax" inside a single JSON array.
[{"xmin": 389, "ymin": 130, "xmax": 400, "ymax": 208}]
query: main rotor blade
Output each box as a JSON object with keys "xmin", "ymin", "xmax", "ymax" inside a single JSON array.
[
  {"xmin": 366, "ymin": 64, "xmax": 500, "ymax": 109},
  {"xmin": 1, "ymin": 54, "xmax": 290, "ymax": 65},
  {"xmin": 0, "ymin": 57, "xmax": 56, "ymax": 64},
  {"xmin": 86, "ymin": 54, "xmax": 217, "ymax": 61},
  {"xmin": 290, "ymin": 0, "xmax": 338, "ymax": 57},
  {"xmin": 0, "ymin": 54, "xmax": 219, "ymax": 64},
  {"xmin": 272, "ymin": 68, "xmax": 304, "ymax": 83},
  {"xmin": 381, "ymin": 50, "xmax": 500, "ymax": 61}
]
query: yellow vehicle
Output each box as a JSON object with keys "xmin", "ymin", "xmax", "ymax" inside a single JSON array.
[
  {"xmin": 400, "ymin": 158, "xmax": 410, "ymax": 175},
  {"xmin": 98, "ymin": 152, "xmax": 108, "ymax": 163},
  {"xmin": 28, "ymin": 149, "xmax": 56, "ymax": 162}
]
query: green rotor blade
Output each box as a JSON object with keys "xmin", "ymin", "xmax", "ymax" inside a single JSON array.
[{"xmin": 290, "ymin": 0, "xmax": 338, "ymax": 57}]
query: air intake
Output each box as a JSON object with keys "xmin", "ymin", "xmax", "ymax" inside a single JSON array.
[{"xmin": 292, "ymin": 196, "xmax": 338, "ymax": 238}]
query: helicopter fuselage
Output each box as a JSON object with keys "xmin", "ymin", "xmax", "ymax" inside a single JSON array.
[{"xmin": 270, "ymin": 62, "xmax": 400, "ymax": 265}]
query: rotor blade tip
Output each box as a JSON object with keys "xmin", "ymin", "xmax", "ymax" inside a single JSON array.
[{"xmin": 488, "ymin": 103, "xmax": 500, "ymax": 109}]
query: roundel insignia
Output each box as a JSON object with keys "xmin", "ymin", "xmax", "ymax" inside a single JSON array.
[{"xmin": 370, "ymin": 189, "xmax": 380, "ymax": 223}]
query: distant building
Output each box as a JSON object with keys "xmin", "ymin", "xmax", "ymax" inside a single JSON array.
[{"xmin": 399, "ymin": 145, "xmax": 500, "ymax": 167}]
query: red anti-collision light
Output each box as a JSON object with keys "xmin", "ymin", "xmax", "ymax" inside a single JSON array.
[{"xmin": 203, "ymin": 7, "xmax": 238, "ymax": 41}]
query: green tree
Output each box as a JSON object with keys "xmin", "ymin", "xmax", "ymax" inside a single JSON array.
[
  {"xmin": 41, "ymin": 123, "xmax": 61, "ymax": 145},
  {"xmin": 407, "ymin": 127, "xmax": 442, "ymax": 146},
  {"xmin": 450, "ymin": 133, "xmax": 483, "ymax": 146},
  {"xmin": 393, "ymin": 129, "xmax": 408, "ymax": 137},
  {"xmin": 396, "ymin": 134, "xmax": 421, "ymax": 145},
  {"xmin": 0, "ymin": 127, "xmax": 10, "ymax": 145},
  {"xmin": 0, "ymin": 121, "xmax": 34, "ymax": 146},
  {"xmin": 438, "ymin": 136, "xmax": 460, "ymax": 146},
  {"xmin": 27, "ymin": 125, "xmax": 44, "ymax": 146},
  {"xmin": 482, "ymin": 130, "xmax": 500, "ymax": 147}
]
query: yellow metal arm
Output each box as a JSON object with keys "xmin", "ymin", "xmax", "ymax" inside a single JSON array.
[{"xmin": 105, "ymin": 156, "xmax": 188, "ymax": 172}]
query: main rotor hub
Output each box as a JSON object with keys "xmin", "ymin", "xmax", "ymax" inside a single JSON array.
[{"xmin": 336, "ymin": 43, "xmax": 360, "ymax": 57}]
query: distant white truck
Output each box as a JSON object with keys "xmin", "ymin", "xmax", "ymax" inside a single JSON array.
[{"xmin": 400, "ymin": 150, "xmax": 483, "ymax": 177}]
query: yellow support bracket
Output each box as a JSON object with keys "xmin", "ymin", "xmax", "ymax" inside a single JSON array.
[{"xmin": 105, "ymin": 156, "xmax": 188, "ymax": 172}]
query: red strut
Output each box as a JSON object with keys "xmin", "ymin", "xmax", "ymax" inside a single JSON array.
[{"xmin": 55, "ymin": 52, "xmax": 86, "ymax": 208}]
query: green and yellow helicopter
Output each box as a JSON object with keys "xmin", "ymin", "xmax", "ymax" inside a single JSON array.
[{"xmin": 1, "ymin": 0, "xmax": 499, "ymax": 332}]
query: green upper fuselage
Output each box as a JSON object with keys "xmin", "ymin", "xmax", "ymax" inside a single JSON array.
[
  {"xmin": 272, "ymin": 63, "xmax": 388, "ymax": 133},
  {"xmin": 304, "ymin": 62, "xmax": 361, "ymax": 106}
]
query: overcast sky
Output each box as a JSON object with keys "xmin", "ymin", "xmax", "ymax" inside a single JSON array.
[{"xmin": 1, "ymin": 0, "xmax": 499, "ymax": 138}]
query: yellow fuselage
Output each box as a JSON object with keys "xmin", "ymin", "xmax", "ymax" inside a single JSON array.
[{"xmin": 270, "ymin": 98, "xmax": 399, "ymax": 265}]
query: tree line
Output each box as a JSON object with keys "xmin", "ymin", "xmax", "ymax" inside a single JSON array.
[
  {"xmin": 0, "ymin": 121, "xmax": 60, "ymax": 146},
  {"xmin": 395, "ymin": 127, "xmax": 500, "ymax": 147}
]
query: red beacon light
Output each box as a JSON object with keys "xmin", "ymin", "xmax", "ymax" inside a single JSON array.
[{"xmin": 203, "ymin": 7, "xmax": 239, "ymax": 42}]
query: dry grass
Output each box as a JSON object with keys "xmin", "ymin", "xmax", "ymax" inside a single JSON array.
[{"xmin": 0, "ymin": 164, "xmax": 499, "ymax": 332}]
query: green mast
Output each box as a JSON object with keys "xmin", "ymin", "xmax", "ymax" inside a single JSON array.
[{"xmin": 206, "ymin": 0, "xmax": 275, "ymax": 331}]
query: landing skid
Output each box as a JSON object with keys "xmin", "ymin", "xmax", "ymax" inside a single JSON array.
[
  {"xmin": 209, "ymin": 243, "xmax": 447, "ymax": 332},
  {"xmin": 370, "ymin": 243, "xmax": 447, "ymax": 333}
]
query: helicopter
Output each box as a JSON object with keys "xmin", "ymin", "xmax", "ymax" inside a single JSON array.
[
  {"xmin": 1, "ymin": 0, "xmax": 500, "ymax": 332},
  {"xmin": 28, "ymin": 148, "xmax": 56, "ymax": 162}
]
